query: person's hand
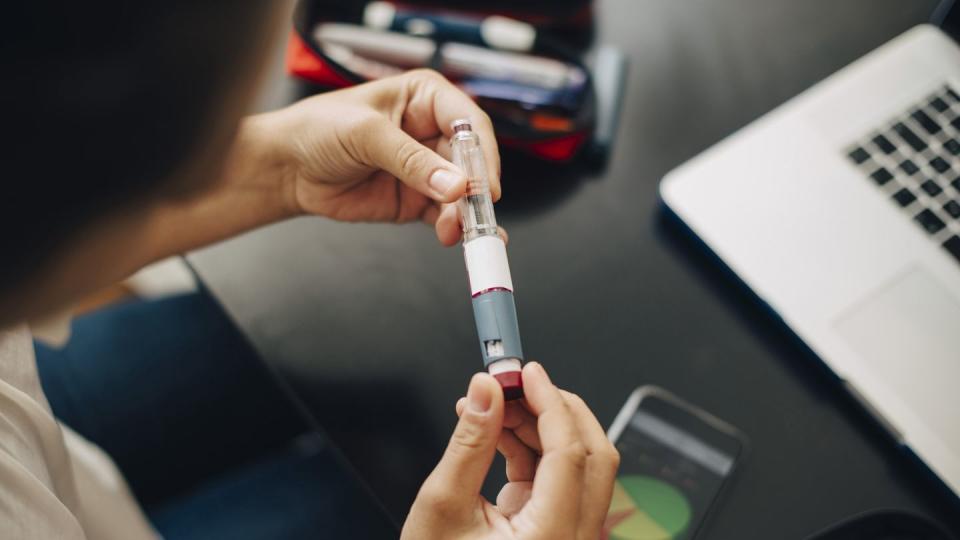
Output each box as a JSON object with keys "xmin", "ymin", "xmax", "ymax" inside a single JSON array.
[
  {"xmin": 263, "ymin": 69, "xmax": 500, "ymax": 246},
  {"xmin": 401, "ymin": 362, "xmax": 620, "ymax": 540}
]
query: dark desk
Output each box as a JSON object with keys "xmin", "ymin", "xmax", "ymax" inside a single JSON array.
[{"xmin": 189, "ymin": 0, "xmax": 960, "ymax": 537}]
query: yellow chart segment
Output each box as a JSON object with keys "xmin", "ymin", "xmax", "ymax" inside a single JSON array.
[{"xmin": 604, "ymin": 476, "xmax": 692, "ymax": 540}]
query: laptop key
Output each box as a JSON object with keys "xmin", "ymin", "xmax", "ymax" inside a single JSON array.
[
  {"xmin": 930, "ymin": 156, "xmax": 951, "ymax": 174},
  {"xmin": 944, "ymin": 200, "xmax": 960, "ymax": 219},
  {"xmin": 870, "ymin": 167, "xmax": 893, "ymax": 185},
  {"xmin": 921, "ymin": 179, "xmax": 943, "ymax": 196},
  {"xmin": 944, "ymin": 236, "xmax": 960, "ymax": 263},
  {"xmin": 948, "ymin": 87, "xmax": 960, "ymax": 102},
  {"xmin": 945, "ymin": 139, "xmax": 960, "ymax": 155},
  {"xmin": 915, "ymin": 209, "xmax": 946, "ymax": 234},
  {"xmin": 899, "ymin": 159, "xmax": 919, "ymax": 175},
  {"xmin": 892, "ymin": 188, "xmax": 917, "ymax": 207},
  {"xmin": 952, "ymin": 116, "xmax": 960, "ymax": 131},
  {"xmin": 892, "ymin": 122, "xmax": 926, "ymax": 151},
  {"xmin": 872, "ymin": 134, "xmax": 897, "ymax": 154},
  {"xmin": 848, "ymin": 146, "xmax": 870, "ymax": 164},
  {"xmin": 931, "ymin": 97, "xmax": 950, "ymax": 112},
  {"xmin": 953, "ymin": 177, "xmax": 960, "ymax": 192},
  {"xmin": 911, "ymin": 109, "xmax": 941, "ymax": 134}
]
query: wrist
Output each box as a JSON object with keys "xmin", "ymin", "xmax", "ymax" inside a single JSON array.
[{"xmin": 228, "ymin": 111, "xmax": 303, "ymax": 220}]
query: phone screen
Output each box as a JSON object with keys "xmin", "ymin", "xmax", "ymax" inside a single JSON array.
[{"xmin": 604, "ymin": 390, "xmax": 743, "ymax": 540}]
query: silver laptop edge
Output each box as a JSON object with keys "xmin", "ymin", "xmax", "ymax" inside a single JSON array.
[{"xmin": 661, "ymin": 25, "xmax": 960, "ymax": 496}]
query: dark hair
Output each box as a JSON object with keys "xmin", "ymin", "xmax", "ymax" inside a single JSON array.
[{"xmin": 0, "ymin": 1, "xmax": 273, "ymax": 292}]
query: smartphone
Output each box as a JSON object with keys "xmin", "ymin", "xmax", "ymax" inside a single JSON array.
[{"xmin": 604, "ymin": 386, "xmax": 747, "ymax": 540}]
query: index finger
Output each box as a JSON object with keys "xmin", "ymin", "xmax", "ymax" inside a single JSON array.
[
  {"xmin": 515, "ymin": 362, "xmax": 586, "ymax": 533},
  {"xmin": 401, "ymin": 70, "xmax": 502, "ymax": 201}
]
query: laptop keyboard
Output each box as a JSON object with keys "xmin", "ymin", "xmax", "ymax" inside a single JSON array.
[{"xmin": 846, "ymin": 85, "xmax": 960, "ymax": 264}]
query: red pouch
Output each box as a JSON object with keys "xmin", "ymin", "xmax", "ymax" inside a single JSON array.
[{"xmin": 287, "ymin": 1, "xmax": 595, "ymax": 161}]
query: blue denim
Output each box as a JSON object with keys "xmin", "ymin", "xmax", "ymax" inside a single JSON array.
[{"xmin": 35, "ymin": 291, "xmax": 397, "ymax": 539}]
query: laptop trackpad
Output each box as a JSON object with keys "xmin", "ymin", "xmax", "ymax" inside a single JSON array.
[{"xmin": 834, "ymin": 267, "xmax": 960, "ymax": 455}]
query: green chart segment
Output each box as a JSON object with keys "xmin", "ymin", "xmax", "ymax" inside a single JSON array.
[{"xmin": 605, "ymin": 475, "xmax": 692, "ymax": 540}]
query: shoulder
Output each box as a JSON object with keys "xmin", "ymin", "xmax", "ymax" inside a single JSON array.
[{"xmin": 0, "ymin": 325, "xmax": 86, "ymax": 538}]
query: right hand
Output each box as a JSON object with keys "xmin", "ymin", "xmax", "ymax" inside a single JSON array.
[
  {"xmin": 400, "ymin": 362, "xmax": 620, "ymax": 540},
  {"xmin": 260, "ymin": 69, "xmax": 501, "ymax": 246}
]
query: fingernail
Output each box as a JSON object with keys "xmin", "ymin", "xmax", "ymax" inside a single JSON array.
[
  {"xmin": 467, "ymin": 375, "xmax": 493, "ymax": 413},
  {"xmin": 429, "ymin": 169, "xmax": 458, "ymax": 195}
]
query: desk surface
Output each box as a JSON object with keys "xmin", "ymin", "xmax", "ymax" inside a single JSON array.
[{"xmin": 189, "ymin": 0, "xmax": 960, "ymax": 536}]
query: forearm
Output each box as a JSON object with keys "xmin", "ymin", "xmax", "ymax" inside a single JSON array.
[
  {"xmin": 140, "ymin": 111, "xmax": 301, "ymax": 262},
  {"xmin": 3, "ymin": 113, "xmax": 302, "ymax": 325}
]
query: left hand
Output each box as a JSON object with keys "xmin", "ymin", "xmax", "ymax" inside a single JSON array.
[
  {"xmin": 261, "ymin": 68, "xmax": 501, "ymax": 246},
  {"xmin": 400, "ymin": 363, "xmax": 619, "ymax": 540}
]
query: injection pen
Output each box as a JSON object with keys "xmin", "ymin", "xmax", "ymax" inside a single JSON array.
[{"xmin": 450, "ymin": 118, "xmax": 525, "ymax": 400}]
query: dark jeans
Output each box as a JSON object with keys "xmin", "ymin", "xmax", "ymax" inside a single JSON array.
[{"xmin": 35, "ymin": 291, "xmax": 397, "ymax": 540}]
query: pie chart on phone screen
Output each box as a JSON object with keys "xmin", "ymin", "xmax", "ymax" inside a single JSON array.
[{"xmin": 603, "ymin": 475, "xmax": 692, "ymax": 540}]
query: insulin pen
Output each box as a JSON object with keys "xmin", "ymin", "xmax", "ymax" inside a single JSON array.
[{"xmin": 450, "ymin": 118, "xmax": 525, "ymax": 400}]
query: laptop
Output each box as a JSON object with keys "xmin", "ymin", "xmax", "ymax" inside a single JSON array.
[{"xmin": 660, "ymin": 13, "xmax": 960, "ymax": 497}]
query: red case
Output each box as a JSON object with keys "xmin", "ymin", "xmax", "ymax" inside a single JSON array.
[{"xmin": 287, "ymin": 1, "xmax": 595, "ymax": 161}]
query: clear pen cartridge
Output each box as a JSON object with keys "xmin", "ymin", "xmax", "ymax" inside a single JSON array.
[{"xmin": 451, "ymin": 118, "xmax": 524, "ymax": 400}]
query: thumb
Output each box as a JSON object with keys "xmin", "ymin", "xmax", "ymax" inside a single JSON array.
[
  {"xmin": 422, "ymin": 373, "xmax": 504, "ymax": 506},
  {"xmin": 362, "ymin": 117, "xmax": 467, "ymax": 203}
]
